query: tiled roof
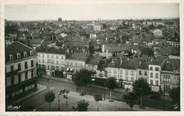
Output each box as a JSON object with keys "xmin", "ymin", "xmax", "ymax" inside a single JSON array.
[
  {"xmin": 86, "ymin": 55, "xmax": 103, "ymax": 65},
  {"xmin": 67, "ymin": 52, "xmax": 88, "ymax": 62},
  {"xmin": 161, "ymin": 58, "xmax": 180, "ymax": 72},
  {"xmin": 29, "ymin": 39, "xmax": 43, "ymax": 44},
  {"xmin": 149, "ymin": 56, "xmax": 167, "ymax": 65},
  {"xmin": 107, "ymin": 56, "xmax": 139, "ymax": 69},
  {"xmin": 36, "ymin": 47, "xmax": 66, "ymax": 55},
  {"xmin": 5, "ymin": 41, "xmax": 34, "ymax": 62},
  {"xmin": 104, "ymin": 43, "xmax": 127, "ymax": 52}
]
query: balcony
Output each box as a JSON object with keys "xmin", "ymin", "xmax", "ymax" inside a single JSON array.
[{"xmin": 6, "ymin": 70, "xmax": 19, "ymax": 77}]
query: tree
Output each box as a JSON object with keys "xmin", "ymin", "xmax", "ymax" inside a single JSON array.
[
  {"xmin": 124, "ymin": 92, "xmax": 137, "ymax": 110},
  {"xmin": 97, "ymin": 59, "xmax": 106, "ymax": 71},
  {"xmin": 76, "ymin": 100, "xmax": 89, "ymax": 111},
  {"xmin": 169, "ymin": 87, "xmax": 180, "ymax": 109},
  {"xmin": 63, "ymin": 89, "xmax": 70, "ymax": 105},
  {"xmin": 73, "ymin": 69, "xmax": 94, "ymax": 94},
  {"xmin": 93, "ymin": 94, "xmax": 102, "ymax": 111},
  {"xmin": 44, "ymin": 91, "xmax": 56, "ymax": 111},
  {"xmin": 105, "ymin": 77, "xmax": 118, "ymax": 101},
  {"xmin": 89, "ymin": 41, "xmax": 95, "ymax": 56},
  {"xmin": 133, "ymin": 78, "xmax": 151, "ymax": 107},
  {"xmin": 141, "ymin": 47, "xmax": 154, "ymax": 57}
]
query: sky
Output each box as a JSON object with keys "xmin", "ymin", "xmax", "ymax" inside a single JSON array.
[{"xmin": 5, "ymin": 3, "xmax": 179, "ymax": 21}]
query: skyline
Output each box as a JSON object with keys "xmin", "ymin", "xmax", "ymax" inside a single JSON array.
[{"xmin": 5, "ymin": 3, "xmax": 179, "ymax": 21}]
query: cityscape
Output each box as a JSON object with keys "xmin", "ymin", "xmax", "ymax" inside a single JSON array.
[{"xmin": 5, "ymin": 4, "xmax": 180, "ymax": 111}]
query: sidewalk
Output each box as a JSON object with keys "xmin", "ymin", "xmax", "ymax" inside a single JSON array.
[
  {"xmin": 13, "ymin": 84, "xmax": 47, "ymax": 104},
  {"xmin": 43, "ymin": 75, "xmax": 73, "ymax": 83}
]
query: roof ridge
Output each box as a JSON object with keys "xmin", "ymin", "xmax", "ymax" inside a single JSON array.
[{"xmin": 16, "ymin": 41, "xmax": 33, "ymax": 50}]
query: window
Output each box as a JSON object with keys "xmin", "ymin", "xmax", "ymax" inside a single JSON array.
[
  {"xmin": 139, "ymin": 71, "xmax": 142, "ymax": 75},
  {"xmin": 131, "ymin": 77, "xmax": 134, "ymax": 81},
  {"xmin": 125, "ymin": 70, "xmax": 128, "ymax": 75},
  {"xmin": 144, "ymin": 71, "xmax": 147, "ymax": 76},
  {"xmin": 6, "ymin": 77, "xmax": 11, "ymax": 87},
  {"xmin": 155, "ymin": 67, "xmax": 159, "ymax": 71},
  {"xmin": 18, "ymin": 63, "xmax": 21, "ymax": 71},
  {"xmin": 156, "ymin": 80, "xmax": 159, "ymax": 86},
  {"xmin": 9, "ymin": 54, "xmax": 13, "ymax": 61},
  {"xmin": 14, "ymin": 76, "xmax": 19, "ymax": 85},
  {"xmin": 150, "ymin": 80, "xmax": 153, "ymax": 85},
  {"xmin": 17, "ymin": 53, "xmax": 21, "ymax": 59},
  {"xmin": 25, "ymin": 72, "xmax": 28, "ymax": 80},
  {"xmin": 24, "ymin": 52, "xmax": 27, "ymax": 57},
  {"xmin": 31, "ymin": 60, "xmax": 34, "ymax": 67},
  {"xmin": 155, "ymin": 73, "xmax": 159, "ymax": 79},
  {"xmin": 31, "ymin": 70, "xmax": 34, "ymax": 78},
  {"xmin": 56, "ymin": 66, "xmax": 59, "ymax": 70},
  {"xmin": 30, "ymin": 50, "xmax": 33, "ymax": 55},
  {"xmin": 25, "ymin": 62, "xmax": 28, "ymax": 69},
  {"xmin": 131, "ymin": 71, "xmax": 134, "ymax": 76},
  {"xmin": 21, "ymin": 74, "xmax": 25, "ymax": 82},
  {"xmin": 114, "ymin": 70, "xmax": 117, "ymax": 74},
  {"xmin": 150, "ymin": 72, "xmax": 153, "ymax": 78},
  {"xmin": 120, "ymin": 70, "xmax": 123, "ymax": 74},
  {"xmin": 149, "ymin": 66, "xmax": 153, "ymax": 70},
  {"xmin": 126, "ymin": 76, "xmax": 128, "ymax": 81},
  {"xmin": 18, "ymin": 74, "xmax": 21, "ymax": 83},
  {"xmin": 11, "ymin": 65, "xmax": 14, "ymax": 72}
]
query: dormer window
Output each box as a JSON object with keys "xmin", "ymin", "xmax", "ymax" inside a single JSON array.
[
  {"xmin": 24, "ymin": 51, "xmax": 27, "ymax": 57},
  {"xmin": 30, "ymin": 50, "xmax": 33, "ymax": 56},
  {"xmin": 9, "ymin": 54, "xmax": 13, "ymax": 61},
  {"xmin": 17, "ymin": 53, "xmax": 21, "ymax": 59}
]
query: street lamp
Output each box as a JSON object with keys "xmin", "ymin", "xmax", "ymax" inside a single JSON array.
[{"xmin": 58, "ymin": 91, "xmax": 62, "ymax": 110}]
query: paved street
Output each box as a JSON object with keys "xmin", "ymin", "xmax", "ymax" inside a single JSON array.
[{"xmin": 16, "ymin": 77, "xmax": 160, "ymax": 111}]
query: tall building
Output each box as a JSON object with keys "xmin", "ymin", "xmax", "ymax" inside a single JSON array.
[{"xmin": 5, "ymin": 41, "xmax": 37, "ymax": 105}]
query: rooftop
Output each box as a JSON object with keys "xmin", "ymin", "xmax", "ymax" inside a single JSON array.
[
  {"xmin": 36, "ymin": 46, "xmax": 66, "ymax": 55},
  {"xmin": 86, "ymin": 55, "xmax": 103, "ymax": 65},
  {"xmin": 67, "ymin": 52, "xmax": 88, "ymax": 62},
  {"xmin": 161, "ymin": 58, "xmax": 180, "ymax": 72},
  {"xmin": 5, "ymin": 41, "xmax": 34, "ymax": 62}
]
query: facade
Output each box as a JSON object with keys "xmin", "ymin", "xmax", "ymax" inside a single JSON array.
[
  {"xmin": 5, "ymin": 41, "xmax": 37, "ymax": 104},
  {"xmin": 166, "ymin": 40, "xmax": 180, "ymax": 48},
  {"xmin": 105, "ymin": 57, "xmax": 138, "ymax": 91},
  {"xmin": 160, "ymin": 58, "xmax": 180, "ymax": 95},
  {"xmin": 160, "ymin": 71, "xmax": 179, "ymax": 95},
  {"xmin": 148, "ymin": 65, "xmax": 161, "ymax": 92},
  {"xmin": 37, "ymin": 48, "xmax": 66, "ymax": 76},
  {"xmin": 106, "ymin": 67, "xmax": 137, "ymax": 91},
  {"xmin": 137, "ymin": 69, "xmax": 149, "ymax": 81},
  {"xmin": 65, "ymin": 59, "xmax": 86, "ymax": 72}
]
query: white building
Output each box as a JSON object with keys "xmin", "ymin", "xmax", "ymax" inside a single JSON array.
[
  {"xmin": 65, "ymin": 53, "xmax": 88, "ymax": 72},
  {"xmin": 37, "ymin": 47, "xmax": 66, "ymax": 76},
  {"xmin": 105, "ymin": 58, "xmax": 138, "ymax": 91}
]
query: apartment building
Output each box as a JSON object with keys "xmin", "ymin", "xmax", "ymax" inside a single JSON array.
[
  {"xmin": 37, "ymin": 47, "xmax": 66, "ymax": 76},
  {"xmin": 160, "ymin": 57, "xmax": 180, "ymax": 95},
  {"xmin": 5, "ymin": 41, "xmax": 37, "ymax": 104}
]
